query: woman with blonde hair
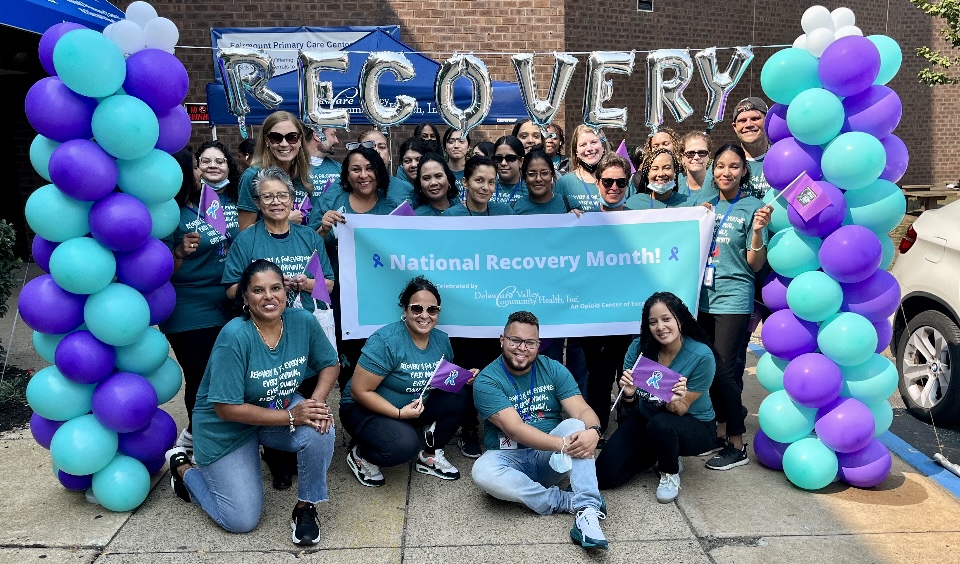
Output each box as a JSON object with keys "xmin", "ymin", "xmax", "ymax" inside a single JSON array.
[
  {"xmin": 677, "ymin": 131, "xmax": 715, "ymax": 206},
  {"xmin": 554, "ymin": 125, "xmax": 607, "ymax": 212}
]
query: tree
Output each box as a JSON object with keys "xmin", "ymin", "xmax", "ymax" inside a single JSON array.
[{"xmin": 913, "ymin": 0, "xmax": 960, "ymax": 85}]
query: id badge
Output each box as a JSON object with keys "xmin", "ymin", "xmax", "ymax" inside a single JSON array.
[
  {"xmin": 703, "ymin": 263, "xmax": 716, "ymax": 288},
  {"xmin": 498, "ymin": 433, "xmax": 518, "ymax": 450}
]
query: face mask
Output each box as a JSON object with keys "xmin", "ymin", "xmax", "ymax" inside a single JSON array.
[
  {"xmin": 310, "ymin": 156, "xmax": 324, "ymax": 166},
  {"xmin": 649, "ymin": 180, "xmax": 676, "ymax": 195},
  {"xmin": 549, "ymin": 450, "xmax": 573, "ymax": 473},
  {"xmin": 204, "ymin": 178, "xmax": 229, "ymax": 190}
]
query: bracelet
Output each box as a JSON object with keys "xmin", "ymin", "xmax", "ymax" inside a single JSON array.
[
  {"xmin": 287, "ymin": 409, "xmax": 295, "ymax": 433},
  {"xmin": 748, "ymin": 242, "xmax": 766, "ymax": 252}
]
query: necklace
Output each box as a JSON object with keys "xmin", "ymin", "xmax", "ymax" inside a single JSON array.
[{"xmin": 252, "ymin": 318, "xmax": 283, "ymax": 351}]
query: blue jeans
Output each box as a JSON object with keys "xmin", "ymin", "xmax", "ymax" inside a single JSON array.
[
  {"xmin": 471, "ymin": 419, "xmax": 603, "ymax": 515},
  {"xmin": 182, "ymin": 394, "xmax": 336, "ymax": 533}
]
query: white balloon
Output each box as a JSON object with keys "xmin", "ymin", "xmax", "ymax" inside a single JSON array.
[
  {"xmin": 834, "ymin": 25, "xmax": 863, "ymax": 38},
  {"xmin": 831, "ymin": 7, "xmax": 856, "ymax": 30},
  {"xmin": 110, "ymin": 19, "xmax": 145, "ymax": 56},
  {"xmin": 102, "ymin": 22, "xmax": 115, "ymax": 40},
  {"xmin": 144, "ymin": 17, "xmax": 179, "ymax": 50},
  {"xmin": 801, "ymin": 5, "xmax": 834, "ymax": 34},
  {"xmin": 125, "ymin": 1, "xmax": 158, "ymax": 28},
  {"xmin": 793, "ymin": 34, "xmax": 808, "ymax": 49},
  {"xmin": 805, "ymin": 28, "xmax": 835, "ymax": 58}
]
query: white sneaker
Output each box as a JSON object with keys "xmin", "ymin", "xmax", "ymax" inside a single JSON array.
[
  {"xmin": 570, "ymin": 507, "xmax": 608, "ymax": 549},
  {"xmin": 347, "ymin": 445, "xmax": 385, "ymax": 487},
  {"xmin": 656, "ymin": 472, "xmax": 681, "ymax": 503},
  {"xmin": 175, "ymin": 428, "xmax": 193, "ymax": 450},
  {"xmin": 415, "ymin": 449, "xmax": 460, "ymax": 480}
]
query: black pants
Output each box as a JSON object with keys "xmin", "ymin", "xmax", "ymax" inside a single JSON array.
[
  {"xmin": 165, "ymin": 325, "xmax": 224, "ymax": 432},
  {"xmin": 581, "ymin": 335, "xmax": 634, "ymax": 434},
  {"xmin": 339, "ymin": 388, "xmax": 469, "ymax": 467},
  {"xmin": 595, "ymin": 409, "xmax": 716, "ymax": 489},
  {"xmin": 450, "ymin": 338, "xmax": 500, "ymax": 434},
  {"xmin": 697, "ymin": 311, "xmax": 750, "ymax": 438}
]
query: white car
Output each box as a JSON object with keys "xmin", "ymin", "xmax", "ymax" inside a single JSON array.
[{"xmin": 890, "ymin": 198, "xmax": 960, "ymax": 424}]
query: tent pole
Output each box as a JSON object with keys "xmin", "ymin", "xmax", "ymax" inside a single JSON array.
[{"xmin": 210, "ymin": 124, "xmax": 218, "ymax": 141}]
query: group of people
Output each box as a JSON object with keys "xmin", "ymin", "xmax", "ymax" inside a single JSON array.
[{"xmin": 159, "ymin": 96, "xmax": 776, "ymax": 549}]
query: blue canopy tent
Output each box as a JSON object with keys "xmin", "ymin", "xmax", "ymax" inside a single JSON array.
[
  {"xmin": 205, "ymin": 29, "xmax": 529, "ymax": 128},
  {"xmin": 3, "ymin": 0, "xmax": 123, "ymax": 34}
]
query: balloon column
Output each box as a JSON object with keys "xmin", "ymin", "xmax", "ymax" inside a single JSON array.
[
  {"xmin": 21, "ymin": 1, "xmax": 186, "ymax": 512},
  {"xmin": 754, "ymin": 5, "xmax": 904, "ymax": 490}
]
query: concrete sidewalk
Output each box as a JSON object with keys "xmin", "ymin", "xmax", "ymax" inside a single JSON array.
[{"xmin": 2, "ymin": 264, "xmax": 960, "ymax": 563}]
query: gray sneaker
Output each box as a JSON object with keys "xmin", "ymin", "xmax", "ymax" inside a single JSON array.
[
  {"xmin": 570, "ymin": 507, "xmax": 608, "ymax": 549},
  {"xmin": 656, "ymin": 472, "xmax": 681, "ymax": 503},
  {"xmin": 415, "ymin": 449, "xmax": 460, "ymax": 480}
]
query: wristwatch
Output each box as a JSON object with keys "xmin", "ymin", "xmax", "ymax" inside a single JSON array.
[{"xmin": 588, "ymin": 425, "xmax": 602, "ymax": 438}]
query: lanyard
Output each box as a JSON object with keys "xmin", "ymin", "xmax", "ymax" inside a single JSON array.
[
  {"xmin": 495, "ymin": 181, "xmax": 523, "ymax": 204},
  {"xmin": 709, "ymin": 189, "xmax": 741, "ymax": 255},
  {"xmin": 500, "ymin": 358, "xmax": 537, "ymax": 421},
  {"xmin": 577, "ymin": 171, "xmax": 602, "ymax": 211}
]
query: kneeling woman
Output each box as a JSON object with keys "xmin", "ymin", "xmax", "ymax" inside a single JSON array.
[
  {"xmin": 340, "ymin": 276, "xmax": 474, "ymax": 486},
  {"xmin": 166, "ymin": 259, "xmax": 340, "ymax": 545},
  {"xmin": 594, "ymin": 292, "xmax": 716, "ymax": 504}
]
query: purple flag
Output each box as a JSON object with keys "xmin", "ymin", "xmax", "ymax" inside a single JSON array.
[
  {"xmin": 616, "ymin": 140, "xmax": 637, "ymax": 175},
  {"xmin": 427, "ymin": 358, "xmax": 471, "ymax": 393},
  {"xmin": 631, "ymin": 355, "xmax": 682, "ymax": 404},
  {"xmin": 297, "ymin": 195, "xmax": 313, "ymax": 226},
  {"xmin": 780, "ymin": 171, "xmax": 832, "ymax": 221},
  {"xmin": 304, "ymin": 250, "xmax": 332, "ymax": 305},
  {"xmin": 199, "ymin": 183, "xmax": 227, "ymax": 236},
  {"xmin": 390, "ymin": 200, "xmax": 416, "ymax": 216}
]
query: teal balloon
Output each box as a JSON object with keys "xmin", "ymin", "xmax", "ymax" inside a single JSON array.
[
  {"xmin": 48, "ymin": 238, "xmax": 117, "ymax": 295},
  {"xmin": 866, "ymin": 399, "xmax": 894, "ymax": 436},
  {"xmin": 787, "ymin": 271, "xmax": 843, "ymax": 322},
  {"xmin": 116, "ymin": 327, "xmax": 171, "ymax": 375},
  {"xmin": 758, "ymin": 389, "xmax": 817, "ymax": 443},
  {"xmin": 840, "ymin": 354, "xmax": 898, "ymax": 404},
  {"xmin": 91, "ymin": 95, "xmax": 159, "ymax": 161},
  {"xmin": 786, "ymin": 88, "xmax": 844, "ymax": 146},
  {"xmin": 782, "ymin": 438, "xmax": 839, "ymax": 491},
  {"xmin": 24, "ymin": 184, "xmax": 93, "ymax": 243},
  {"xmin": 844, "ymin": 179, "xmax": 906, "ymax": 235},
  {"xmin": 763, "ymin": 189, "xmax": 793, "ymax": 234},
  {"xmin": 84, "ymin": 283, "xmax": 151, "ymax": 346},
  {"xmin": 145, "ymin": 357, "xmax": 183, "ymax": 405},
  {"xmin": 879, "ymin": 235, "xmax": 895, "ymax": 270},
  {"xmin": 822, "ymin": 132, "xmax": 886, "ymax": 191},
  {"xmin": 116, "ymin": 150, "xmax": 183, "ymax": 205},
  {"xmin": 50, "ymin": 414, "xmax": 118, "ymax": 476},
  {"xmin": 33, "ymin": 330, "xmax": 67, "ymax": 364},
  {"xmin": 92, "ymin": 454, "xmax": 150, "ymax": 512},
  {"xmin": 52, "ymin": 29, "xmax": 126, "ymax": 98},
  {"xmin": 757, "ymin": 352, "xmax": 789, "ymax": 393},
  {"xmin": 147, "ymin": 199, "xmax": 181, "ymax": 239},
  {"xmin": 30, "ymin": 135, "xmax": 60, "ymax": 182},
  {"xmin": 761, "ymin": 48, "xmax": 822, "ymax": 104},
  {"xmin": 818, "ymin": 312, "xmax": 878, "ymax": 367},
  {"xmin": 868, "ymin": 35, "xmax": 902, "ymax": 85},
  {"xmin": 25, "ymin": 366, "xmax": 96, "ymax": 421},
  {"xmin": 767, "ymin": 228, "xmax": 822, "ymax": 278}
]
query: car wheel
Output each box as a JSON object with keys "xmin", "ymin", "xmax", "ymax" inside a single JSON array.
[{"xmin": 896, "ymin": 310, "xmax": 960, "ymax": 425}]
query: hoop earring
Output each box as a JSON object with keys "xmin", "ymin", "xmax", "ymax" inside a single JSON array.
[
  {"xmin": 242, "ymin": 304, "xmax": 249, "ymax": 313},
  {"xmin": 400, "ymin": 314, "xmax": 406, "ymax": 321}
]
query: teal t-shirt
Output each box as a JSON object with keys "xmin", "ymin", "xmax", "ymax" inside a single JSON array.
[
  {"xmin": 677, "ymin": 170, "xmax": 717, "ymax": 206},
  {"xmin": 511, "ymin": 193, "xmax": 576, "ymax": 215},
  {"xmin": 490, "ymin": 180, "xmax": 527, "ymax": 206},
  {"xmin": 389, "ymin": 175, "xmax": 415, "ymax": 204},
  {"xmin": 415, "ymin": 200, "xmax": 464, "ymax": 216},
  {"xmin": 621, "ymin": 337, "xmax": 716, "ymax": 422},
  {"xmin": 308, "ymin": 157, "xmax": 341, "ymax": 196},
  {"xmin": 191, "ymin": 308, "xmax": 339, "ymax": 466},
  {"xmin": 473, "ymin": 355, "xmax": 581, "ymax": 451},
  {"xmin": 555, "ymin": 172, "xmax": 602, "ymax": 212},
  {"xmin": 222, "ymin": 222, "xmax": 334, "ymax": 313},
  {"xmin": 745, "ymin": 155, "xmax": 771, "ymax": 200},
  {"xmin": 443, "ymin": 202, "xmax": 515, "ymax": 216},
  {"xmin": 160, "ymin": 193, "xmax": 240, "ymax": 334},
  {"xmin": 699, "ymin": 194, "xmax": 766, "ymax": 314},
  {"xmin": 341, "ymin": 321, "xmax": 455, "ymax": 409},
  {"xmin": 236, "ymin": 165, "xmax": 313, "ymax": 216},
  {"xmin": 625, "ymin": 191, "xmax": 690, "ymax": 210},
  {"xmin": 452, "ymin": 169, "xmax": 465, "ymax": 201}
]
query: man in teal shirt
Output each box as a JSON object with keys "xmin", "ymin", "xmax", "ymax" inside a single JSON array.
[
  {"xmin": 306, "ymin": 127, "xmax": 342, "ymax": 197},
  {"xmin": 732, "ymin": 97, "xmax": 771, "ymax": 200}
]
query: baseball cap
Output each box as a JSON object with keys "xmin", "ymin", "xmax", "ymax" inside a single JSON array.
[{"xmin": 733, "ymin": 97, "xmax": 769, "ymax": 120}]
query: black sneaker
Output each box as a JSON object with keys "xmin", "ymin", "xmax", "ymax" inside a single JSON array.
[
  {"xmin": 273, "ymin": 474, "xmax": 293, "ymax": 490},
  {"xmin": 291, "ymin": 503, "xmax": 321, "ymax": 545},
  {"xmin": 458, "ymin": 431, "xmax": 482, "ymax": 459},
  {"xmin": 165, "ymin": 446, "xmax": 192, "ymax": 503},
  {"xmin": 705, "ymin": 444, "xmax": 749, "ymax": 471},
  {"xmin": 698, "ymin": 437, "xmax": 728, "ymax": 457}
]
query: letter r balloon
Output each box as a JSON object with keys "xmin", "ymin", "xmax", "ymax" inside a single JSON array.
[
  {"xmin": 216, "ymin": 47, "xmax": 283, "ymax": 136},
  {"xmin": 645, "ymin": 49, "xmax": 695, "ymax": 132}
]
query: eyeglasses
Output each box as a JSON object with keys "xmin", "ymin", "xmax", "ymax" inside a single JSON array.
[
  {"xmin": 683, "ymin": 150, "xmax": 709, "ymax": 159},
  {"xmin": 504, "ymin": 335, "xmax": 540, "ymax": 350},
  {"xmin": 525, "ymin": 170, "xmax": 553, "ymax": 180},
  {"xmin": 257, "ymin": 192, "xmax": 291, "ymax": 203},
  {"xmin": 266, "ymin": 131, "xmax": 301, "ymax": 145},
  {"xmin": 346, "ymin": 140, "xmax": 377, "ymax": 151},
  {"xmin": 493, "ymin": 154, "xmax": 519, "ymax": 164},
  {"xmin": 199, "ymin": 157, "xmax": 227, "ymax": 165},
  {"xmin": 599, "ymin": 177, "xmax": 628, "ymax": 189},
  {"xmin": 408, "ymin": 304, "xmax": 440, "ymax": 316}
]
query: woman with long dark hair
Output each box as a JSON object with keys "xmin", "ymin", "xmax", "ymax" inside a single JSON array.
[
  {"xmin": 491, "ymin": 135, "xmax": 527, "ymax": 205},
  {"xmin": 412, "ymin": 153, "xmax": 463, "ymax": 216}
]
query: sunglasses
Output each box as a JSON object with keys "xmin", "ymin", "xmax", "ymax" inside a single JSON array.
[
  {"xmin": 346, "ymin": 140, "xmax": 377, "ymax": 151},
  {"xmin": 408, "ymin": 304, "xmax": 441, "ymax": 315},
  {"xmin": 493, "ymin": 154, "xmax": 519, "ymax": 164},
  {"xmin": 683, "ymin": 150, "xmax": 709, "ymax": 159},
  {"xmin": 266, "ymin": 131, "xmax": 301, "ymax": 144},
  {"xmin": 599, "ymin": 177, "xmax": 628, "ymax": 189},
  {"xmin": 545, "ymin": 132, "xmax": 559, "ymax": 140}
]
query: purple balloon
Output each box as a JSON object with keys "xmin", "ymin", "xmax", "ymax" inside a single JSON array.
[
  {"xmin": 24, "ymin": 77, "xmax": 97, "ymax": 143},
  {"xmin": 155, "ymin": 104, "xmax": 192, "ymax": 153},
  {"xmin": 38, "ymin": 23, "xmax": 87, "ymax": 76},
  {"xmin": 761, "ymin": 309, "xmax": 820, "ymax": 360},
  {"xmin": 873, "ymin": 319, "xmax": 894, "ymax": 354},
  {"xmin": 55, "ymin": 330, "xmax": 116, "ymax": 384},
  {"xmin": 815, "ymin": 397, "xmax": 875, "ymax": 453},
  {"xmin": 753, "ymin": 428, "xmax": 791, "ymax": 471},
  {"xmin": 819, "ymin": 225, "xmax": 882, "ymax": 284},
  {"xmin": 123, "ymin": 50, "xmax": 189, "ymax": 112},
  {"xmin": 32, "ymin": 235, "xmax": 59, "ymax": 273},
  {"xmin": 762, "ymin": 271, "xmax": 791, "ymax": 312},
  {"xmin": 783, "ymin": 353, "xmax": 843, "ymax": 408},
  {"xmin": 89, "ymin": 193, "xmax": 153, "ymax": 252},
  {"xmin": 765, "ymin": 103, "xmax": 791, "ymax": 144},
  {"xmin": 841, "ymin": 85, "xmax": 902, "ymax": 139},
  {"xmin": 143, "ymin": 457, "xmax": 166, "ymax": 475},
  {"xmin": 57, "ymin": 469, "xmax": 93, "ymax": 491},
  {"xmin": 48, "ymin": 140, "xmax": 119, "ymax": 201},
  {"xmin": 116, "ymin": 238, "xmax": 175, "ymax": 293},
  {"xmin": 19, "ymin": 275, "xmax": 86, "ymax": 334},
  {"xmin": 878, "ymin": 134, "xmax": 909, "ymax": 184},
  {"xmin": 30, "ymin": 412, "xmax": 65, "ymax": 449},
  {"xmin": 787, "ymin": 181, "xmax": 846, "ymax": 237},
  {"xmin": 91, "ymin": 372, "xmax": 159, "ymax": 433},
  {"xmin": 118, "ymin": 408, "xmax": 177, "ymax": 462},
  {"xmin": 837, "ymin": 438, "xmax": 893, "ymax": 488},
  {"xmin": 840, "ymin": 269, "xmax": 900, "ymax": 322},
  {"xmin": 761, "ymin": 137, "xmax": 824, "ymax": 191},
  {"xmin": 143, "ymin": 282, "xmax": 177, "ymax": 326},
  {"xmin": 819, "ymin": 36, "xmax": 882, "ymax": 97}
]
